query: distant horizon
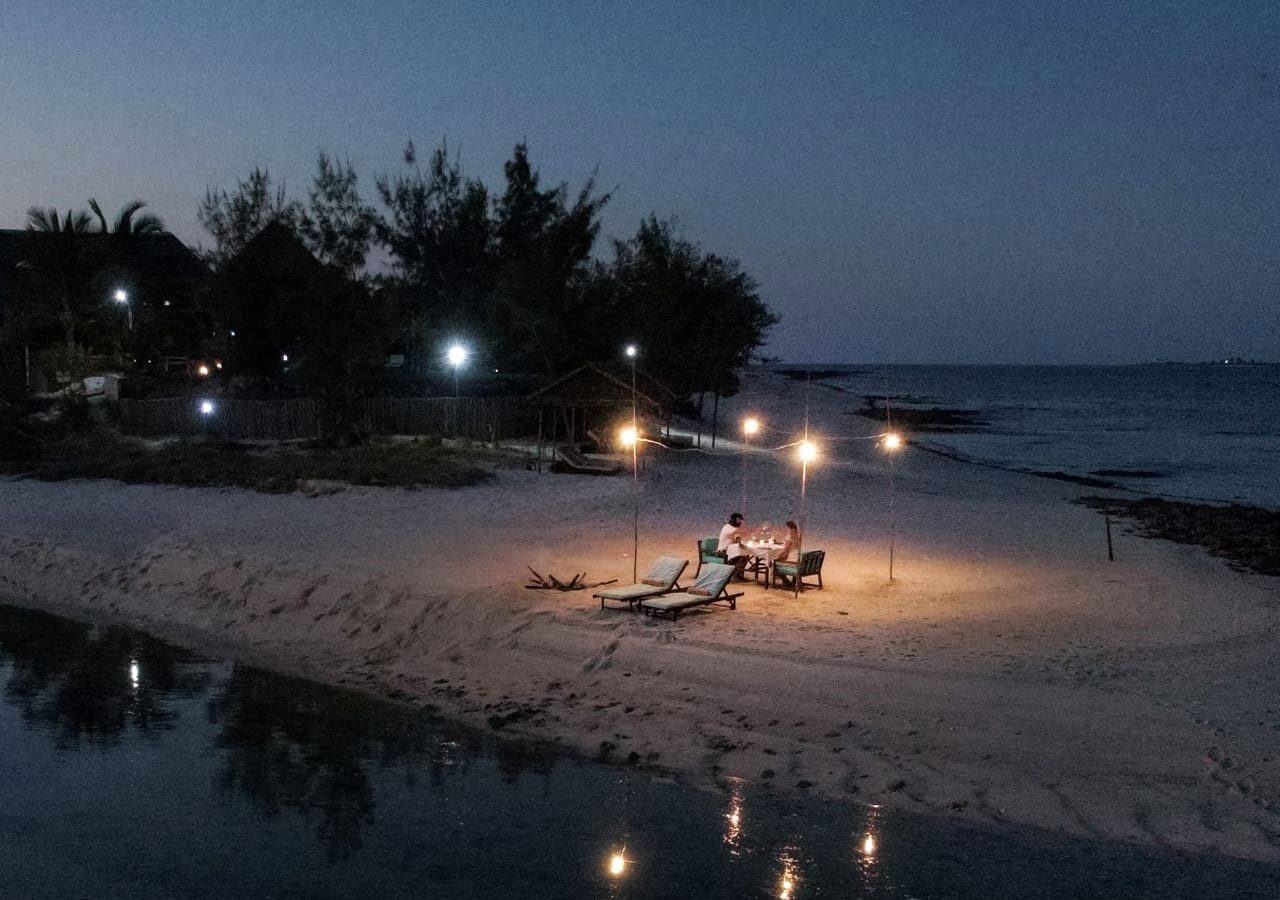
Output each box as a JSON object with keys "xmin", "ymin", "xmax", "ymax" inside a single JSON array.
[{"xmin": 766, "ymin": 358, "xmax": 1279, "ymax": 369}]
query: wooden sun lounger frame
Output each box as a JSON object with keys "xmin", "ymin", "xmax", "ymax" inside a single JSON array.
[
  {"xmin": 639, "ymin": 586, "xmax": 744, "ymax": 621},
  {"xmin": 553, "ymin": 445, "xmax": 624, "ymax": 475},
  {"xmin": 593, "ymin": 560, "xmax": 689, "ymax": 611}
]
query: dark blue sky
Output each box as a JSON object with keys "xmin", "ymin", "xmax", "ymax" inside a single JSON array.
[{"xmin": 2, "ymin": 1, "xmax": 1276, "ymax": 363}]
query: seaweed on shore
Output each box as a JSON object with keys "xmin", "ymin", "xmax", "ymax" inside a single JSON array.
[
  {"xmin": 1077, "ymin": 496, "xmax": 1280, "ymax": 576},
  {"xmin": 854, "ymin": 397, "xmax": 988, "ymax": 432}
]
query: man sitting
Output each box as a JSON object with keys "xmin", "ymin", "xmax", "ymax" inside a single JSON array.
[{"xmin": 717, "ymin": 512, "xmax": 751, "ymax": 581}]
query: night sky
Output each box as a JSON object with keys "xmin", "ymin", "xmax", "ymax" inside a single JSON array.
[{"xmin": 2, "ymin": 1, "xmax": 1276, "ymax": 363}]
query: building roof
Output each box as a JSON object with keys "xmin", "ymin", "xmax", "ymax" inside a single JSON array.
[
  {"xmin": 0, "ymin": 229, "xmax": 209, "ymax": 300},
  {"xmin": 529, "ymin": 363, "xmax": 668, "ymax": 413}
]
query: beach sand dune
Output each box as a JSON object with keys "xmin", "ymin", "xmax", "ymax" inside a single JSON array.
[{"xmin": 3, "ymin": 370, "xmax": 1279, "ymax": 862}]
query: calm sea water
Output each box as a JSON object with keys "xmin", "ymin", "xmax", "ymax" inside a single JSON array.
[
  {"xmin": 812, "ymin": 364, "xmax": 1280, "ymax": 507},
  {"xmin": 3, "ymin": 604, "xmax": 1279, "ymax": 898}
]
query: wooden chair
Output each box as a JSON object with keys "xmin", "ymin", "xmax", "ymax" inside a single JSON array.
[
  {"xmin": 694, "ymin": 537, "xmax": 726, "ymax": 577},
  {"xmin": 771, "ymin": 550, "xmax": 825, "ymax": 596}
]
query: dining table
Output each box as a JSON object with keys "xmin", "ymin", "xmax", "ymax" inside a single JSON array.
[{"xmin": 743, "ymin": 539, "xmax": 788, "ymax": 586}]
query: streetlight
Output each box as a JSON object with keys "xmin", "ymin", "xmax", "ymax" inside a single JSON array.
[
  {"xmin": 619, "ymin": 424, "xmax": 640, "ymax": 583},
  {"xmin": 624, "ymin": 343, "xmax": 638, "ymax": 442},
  {"xmin": 881, "ymin": 432, "xmax": 903, "ymax": 581},
  {"xmin": 446, "ymin": 343, "xmax": 468, "ymax": 398},
  {"xmin": 113, "ymin": 288, "xmax": 132, "ymax": 331},
  {"xmin": 446, "ymin": 342, "xmax": 470, "ymax": 438},
  {"xmin": 741, "ymin": 417, "xmax": 760, "ymax": 516},
  {"xmin": 794, "ymin": 439, "xmax": 818, "ymax": 597}
]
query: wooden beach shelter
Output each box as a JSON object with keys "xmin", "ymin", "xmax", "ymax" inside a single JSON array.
[{"xmin": 528, "ymin": 364, "xmax": 671, "ymax": 471}]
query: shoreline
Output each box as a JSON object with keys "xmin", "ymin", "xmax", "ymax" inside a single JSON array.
[{"xmin": 3, "ymin": 370, "xmax": 1280, "ymax": 864}]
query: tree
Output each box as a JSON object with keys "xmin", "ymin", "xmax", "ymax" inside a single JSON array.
[
  {"xmin": 602, "ymin": 217, "xmax": 777, "ymax": 397},
  {"xmin": 489, "ymin": 142, "xmax": 611, "ymax": 374},
  {"xmin": 88, "ymin": 198, "xmax": 165, "ymax": 236},
  {"xmin": 17, "ymin": 207, "xmax": 98, "ymax": 352},
  {"xmin": 198, "ymin": 168, "xmax": 300, "ymax": 267},
  {"xmin": 376, "ymin": 140, "xmax": 493, "ymax": 375},
  {"xmin": 299, "ymin": 153, "xmax": 377, "ymax": 279}
]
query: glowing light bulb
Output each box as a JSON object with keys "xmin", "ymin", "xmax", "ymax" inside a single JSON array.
[
  {"xmin": 743, "ymin": 417, "xmax": 760, "ymax": 436},
  {"xmin": 608, "ymin": 852, "xmax": 626, "ymax": 877},
  {"xmin": 625, "ymin": 344, "xmax": 637, "ymax": 358},
  {"xmin": 619, "ymin": 426, "xmax": 638, "ymax": 447},
  {"xmin": 447, "ymin": 344, "xmax": 468, "ymax": 367},
  {"xmin": 197, "ymin": 364, "xmax": 210, "ymax": 377},
  {"xmin": 199, "ymin": 400, "xmax": 215, "ymax": 416},
  {"xmin": 797, "ymin": 441, "xmax": 817, "ymax": 463},
  {"xmin": 862, "ymin": 834, "xmax": 876, "ymax": 856},
  {"xmin": 883, "ymin": 433, "xmax": 902, "ymax": 451}
]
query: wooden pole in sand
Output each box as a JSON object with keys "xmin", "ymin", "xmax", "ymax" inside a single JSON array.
[
  {"xmin": 1105, "ymin": 511, "xmax": 1114, "ymax": 561},
  {"xmin": 626, "ymin": 344, "xmax": 639, "ymax": 583}
]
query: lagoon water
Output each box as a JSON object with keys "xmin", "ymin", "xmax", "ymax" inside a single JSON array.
[
  {"xmin": 807, "ymin": 364, "xmax": 1280, "ymax": 508},
  {"xmin": 3, "ymin": 605, "xmax": 1279, "ymax": 897}
]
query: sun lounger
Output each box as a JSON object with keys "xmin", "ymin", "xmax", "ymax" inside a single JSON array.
[
  {"xmin": 594, "ymin": 557, "xmax": 689, "ymax": 610},
  {"xmin": 640, "ymin": 563, "xmax": 742, "ymax": 621},
  {"xmin": 552, "ymin": 445, "xmax": 623, "ymax": 475}
]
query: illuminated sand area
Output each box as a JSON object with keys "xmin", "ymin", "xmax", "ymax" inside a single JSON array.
[{"xmin": 2, "ymin": 370, "xmax": 1278, "ymax": 863}]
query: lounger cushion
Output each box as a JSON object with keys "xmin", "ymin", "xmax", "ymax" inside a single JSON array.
[
  {"xmin": 597, "ymin": 583, "xmax": 664, "ymax": 601},
  {"xmin": 645, "ymin": 556, "xmax": 688, "ymax": 589}
]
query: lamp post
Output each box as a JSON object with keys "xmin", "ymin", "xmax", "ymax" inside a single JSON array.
[
  {"xmin": 881, "ymin": 432, "xmax": 902, "ymax": 581},
  {"xmin": 741, "ymin": 417, "xmax": 760, "ymax": 517},
  {"xmin": 446, "ymin": 342, "xmax": 468, "ymax": 438},
  {"xmin": 795, "ymin": 439, "xmax": 817, "ymax": 597},
  {"xmin": 620, "ymin": 424, "xmax": 640, "ymax": 583},
  {"xmin": 624, "ymin": 343, "xmax": 638, "ymax": 447},
  {"xmin": 113, "ymin": 288, "xmax": 132, "ymax": 331}
]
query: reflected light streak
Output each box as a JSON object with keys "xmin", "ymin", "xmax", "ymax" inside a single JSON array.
[
  {"xmin": 128, "ymin": 659, "xmax": 140, "ymax": 690},
  {"xmin": 723, "ymin": 783, "xmax": 744, "ymax": 849}
]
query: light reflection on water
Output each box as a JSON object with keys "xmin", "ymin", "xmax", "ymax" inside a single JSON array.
[{"xmin": 1, "ymin": 604, "xmax": 1278, "ymax": 898}]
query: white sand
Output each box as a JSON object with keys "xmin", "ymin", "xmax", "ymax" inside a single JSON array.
[{"xmin": 2, "ymin": 370, "xmax": 1279, "ymax": 862}]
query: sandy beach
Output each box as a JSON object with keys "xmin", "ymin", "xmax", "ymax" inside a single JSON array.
[{"xmin": 2, "ymin": 369, "xmax": 1278, "ymax": 864}]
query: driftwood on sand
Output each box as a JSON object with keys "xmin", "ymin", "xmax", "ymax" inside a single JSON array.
[{"xmin": 525, "ymin": 567, "xmax": 618, "ymax": 591}]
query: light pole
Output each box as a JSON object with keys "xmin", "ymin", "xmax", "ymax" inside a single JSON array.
[
  {"xmin": 624, "ymin": 343, "xmax": 638, "ymax": 445},
  {"xmin": 795, "ymin": 439, "xmax": 817, "ymax": 597},
  {"xmin": 882, "ymin": 432, "xmax": 902, "ymax": 581},
  {"xmin": 113, "ymin": 288, "xmax": 132, "ymax": 331},
  {"xmin": 741, "ymin": 417, "xmax": 759, "ymax": 517},
  {"xmin": 620, "ymin": 424, "xmax": 640, "ymax": 583},
  {"xmin": 446, "ymin": 342, "xmax": 468, "ymax": 437}
]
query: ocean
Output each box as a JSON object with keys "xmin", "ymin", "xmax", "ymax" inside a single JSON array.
[{"xmin": 805, "ymin": 364, "xmax": 1280, "ymax": 509}]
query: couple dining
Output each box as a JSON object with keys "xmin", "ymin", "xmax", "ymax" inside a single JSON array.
[{"xmin": 717, "ymin": 513, "xmax": 801, "ymax": 584}]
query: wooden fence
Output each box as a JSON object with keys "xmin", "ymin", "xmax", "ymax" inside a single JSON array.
[{"xmin": 117, "ymin": 396, "xmax": 538, "ymax": 442}]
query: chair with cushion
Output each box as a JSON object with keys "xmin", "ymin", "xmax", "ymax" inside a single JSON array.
[
  {"xmin": 593, "ymin": 557, "xmax": 689, "ymax": 610},
  {"xmin": 639, "ymin": 563, "xmax": 742, "ymax": 621},
  {"xmin": 771, "ymin": 550, "xmax": 825, "ymax": 596},
  {"xmin": 695, "ymin": 537, "xmax": 726, "ymax": 577}
]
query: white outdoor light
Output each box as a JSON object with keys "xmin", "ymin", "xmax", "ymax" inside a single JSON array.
[
  {"xmin": 883, "ymin": 432, "xmax": 902, "ymax": 451},
  {"xmin": 797, "ymin": 440, "xmax": 817, "ymax": 463},
  {"xmin": 199, "ymin": 400, "xmax": 215, "ymax": 416},
  {"xmin": 281, "ymin": 353, "xmax": 289, "ymax": 362},
  {"xmin": 624, "ymin": 344, "xmax": 637, "ymax": 359},
  {"xmin": 446, "ymin": 343, "xmax": 468, "ymax": 399},
  {"xmin": 197, "ymin": 364, "xmax": 210, "ymax": 377},
  {"xmin": 112, "ymin": 288, "xmax": 132, "ymax": 331}
]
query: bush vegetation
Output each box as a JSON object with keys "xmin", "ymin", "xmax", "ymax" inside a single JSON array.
[{"xmin": 0, "ymin": 417, "xmax": 494, "ymax": 492}]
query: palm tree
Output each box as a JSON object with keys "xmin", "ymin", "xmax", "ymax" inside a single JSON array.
[
  {"xmin": 19, "ymin": 207, "xmax": 97, "ymax": 350},
  {"xmin": 88, "ymin": 198, "xmax": 165, "ymax": 235}
]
